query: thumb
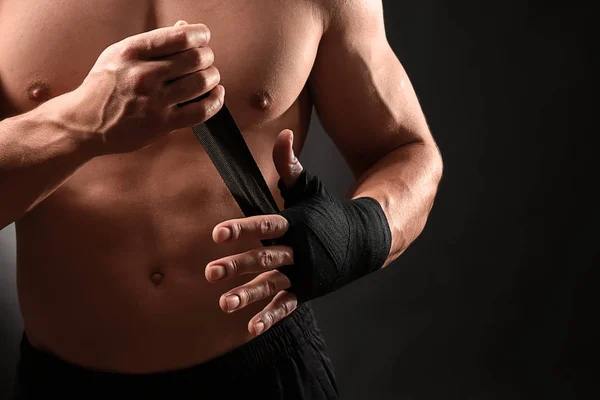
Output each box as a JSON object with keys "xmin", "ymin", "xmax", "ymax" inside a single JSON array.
[
  {"xmin": 174, "ymin": 20, "xmax": 189, "ymax": 27},
  {"xmin": 273, "ymin": 129, "xmax": 303, "ymax": 188}
]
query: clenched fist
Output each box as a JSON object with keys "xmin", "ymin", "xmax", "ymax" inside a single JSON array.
[{"xmin": 71, "ymin": 20, "xmax": 223, "ymax": 155}]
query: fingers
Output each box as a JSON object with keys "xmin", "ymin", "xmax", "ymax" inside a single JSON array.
[
  {"xmin": 219, "ymin": 270, "xmax": 292, "ymax": 313},
  {"xmin": 167, "ymin": 84, "xmax": 225, "ymax": 129},
  {"xmin": 121, "ymin": 23, "xmax": 211, "ymax": 60},
  {"xmin": 273, "ymin": 130, "xmax": 304, "ymax": 189},
  {"xmin": 212, "ymin": 214, "xmax": 289, "ymax": 244},
  {"xmin": 163, "ymin": 65, "xmax": 220, "ymax": 106},
  {"xmin": 248, "ymin": 291, "xmax": 298, "ymax": 336},
  {"xmin": 206, "ymin": 244, "xmax": 294, "ymax": 282},
  {"xmin": 159, "ymin": 46, "xmax": 215, "ymax": 82}
]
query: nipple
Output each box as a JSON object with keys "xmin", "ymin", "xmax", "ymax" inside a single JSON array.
[
  {"xmin": 27, "ymin": 81, "xmax": 51, "ymax": 103},
  {"xmin": 252, "ymin": 89, "xmax": 274, "ymax": 110}
]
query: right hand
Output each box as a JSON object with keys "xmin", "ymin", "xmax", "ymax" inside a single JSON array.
[{"xmin": 74, "ymin": 20, "xmax": 223, "ymax": 155}]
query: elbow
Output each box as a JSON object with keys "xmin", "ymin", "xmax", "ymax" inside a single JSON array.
[
  {"xmin": 424, "ymin": 137, "xmax": 443, "ymax": 189},
  {"xmin": 431, "ymin": 142, "xmax": 444, "ymax": 186},
  {"xmin": 424, "ymin": 142, "xmax": 443, "ymax": 216},
  {"xmin": 408, "ymin": 137, "xmax": 444, "ymax": 189}
]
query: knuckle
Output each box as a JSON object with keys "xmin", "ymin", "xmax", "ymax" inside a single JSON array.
[
  {"xmin": 211, "ymin": 97, "xmax": 223, "ymax": 116},
  {"xmin": 204, "ymin": 48, "xmax": 215, "ymax": 66},
  {"xmin": 230, "ymin": 223, "xmax": 242, "ymax": 240},
  {"xmin": 213, "ymin": 66, "xmax": 221, "ymax": 81},
  {"xmin": 263, "ymin": 311, "xmax": 275, "ymax": 325},
  {"xmin": 265, "ymin": 279, "xmax": 279, "ymax": 297},
  {"xmin": 194, "ymin": 91, "xmax": 222, "ymax": 123},
  {"xmin": 194, "ymin": 71, "xmax": 209, "ymax": 90},
  {"xmin": 195, "ymin": 49, "xmax": 205, "ymax": 67},
  {"xmin": 138, "ymin": 36, "xmax": 154, "ymax": 55},
  {"xmin": 240, "ymin": 288, "xmax": 253, "ymax": 304},
  {"xmin": 172, "ymin": 28, "xmax": 189, "ymax": 47},
  {"xmin": 187, "ymin": 48, "xmax": 204, "ymax": 68},
  {"xmin": 259, "ymin": 219, "xmax": 274, "ymax": 235},
  {"xmin": 228, "ymin": 258, "xmax": 240, "ymax": 276},
  {"xmin": 195, "ymin": 66, "xmax": 219, "ymax": 89},
  {"xmin": 280, "ymin": 301, "xmax": 290, "ymax": 315},
  {"xmin": 205, "ymin": 99, "xmax": 219, "ymax": 117},
  {"xmin": 194, "ymin": 105, "xmax": 209, "ymax": 122},
  {"xmin": 118, "ymin": 42, "xmax": 138, "ymax": 60},
  {"xmin": 257, "ymin": 250, "xmax": 274, "ymax": 269},
  {"xmin": 282, "ymin": 299, "xmax": 297, "ymax": 315}
]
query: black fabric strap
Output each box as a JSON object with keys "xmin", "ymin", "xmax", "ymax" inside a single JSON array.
[{"xmin": 191, "ymin": 105, "xmax": 280, "ymax": 246}]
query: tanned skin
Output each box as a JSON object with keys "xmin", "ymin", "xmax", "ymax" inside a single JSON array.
[{"xmin": 0, "ymin": 0, "xmax": 442, "ymax": 373}]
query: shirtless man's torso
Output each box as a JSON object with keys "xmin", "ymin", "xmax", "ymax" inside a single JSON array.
[
  {"xmin": 1, "ymin": 0, "xmax": 325, "ymax": 373},
  {"xmin": 0, "ymin": 0, "xmax": 442, "ymax": 395}
]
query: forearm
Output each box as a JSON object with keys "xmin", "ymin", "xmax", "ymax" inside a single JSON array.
[
  {"xmin": 0, "ymin": 92, "xmax": 97, "ymax": 229},
  {"xmin": 348, "ymin": 140, "xmax": 443, "ymax": 266}
]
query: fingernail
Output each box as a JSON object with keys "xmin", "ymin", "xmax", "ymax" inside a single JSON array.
[
  {"xmin": 216, "ymin": 227, "xmax": 232, "ymax": 242},
  {"xmin": 226, "ymin": 295, "xmax": 240, "ymax": 311},
  {"xmin": 209, "ymin": 265, "xmax": 226, "ymax": 280},
  {"xmin": 254, "ymin": 321, "xmax": 265, "ymax": 335}
]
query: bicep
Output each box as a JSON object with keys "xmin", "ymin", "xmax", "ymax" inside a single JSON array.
[{"xmin": 309, "ymin": 0, "xmax": 432, "ymax": 177}]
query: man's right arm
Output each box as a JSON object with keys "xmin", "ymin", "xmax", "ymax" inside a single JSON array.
[
  {"xmin": 0, "ymin": 93, "xmax": 98, "ymax": 229},
  {"xmin": 0, "ymin": 21, "xmax": 224, "ymax": 229}
]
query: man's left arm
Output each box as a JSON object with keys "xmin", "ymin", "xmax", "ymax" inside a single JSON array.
[
  {"xmin": 309, "ymin": 0, "xmax": 443, "ymax": 266},
  {"xmin": 205, "ymin": 1, "xmax": 443, "ymax": 335}
]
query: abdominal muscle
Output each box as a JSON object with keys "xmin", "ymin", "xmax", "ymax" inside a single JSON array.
[{"xmin": 15, "ymin": 120, "xmax": 307, "ymax": 374}]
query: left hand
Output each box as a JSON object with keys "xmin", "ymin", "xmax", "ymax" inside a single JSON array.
[{"xmin": 205, "ymin": 129, "xmax": 303, "ymax": 337}]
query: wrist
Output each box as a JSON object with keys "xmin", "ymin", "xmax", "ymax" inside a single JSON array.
[
  {"xmin": 35, "ymin": 89, "xmax": 105, "ymax": 159},
  {"xmin": 344, "ymin": 196, "xmax": 392, "ymax": 272}
]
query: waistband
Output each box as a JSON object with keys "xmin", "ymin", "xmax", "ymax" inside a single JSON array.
[{"xmin": 17, "ymin": 303, "xmax": 322, "ymax": 390}]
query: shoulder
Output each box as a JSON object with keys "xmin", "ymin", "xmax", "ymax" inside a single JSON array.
[{"xmin": 308, "ymin": 0, "xmax": 384, "ymax": 35}]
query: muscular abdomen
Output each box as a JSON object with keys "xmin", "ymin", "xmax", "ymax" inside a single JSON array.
[{"xmin": 1, "ymin": 0, "xmax": 320, "ymax": 372}]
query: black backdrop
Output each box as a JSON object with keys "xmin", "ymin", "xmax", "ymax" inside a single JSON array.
[
  {"xmin": 0, "ymin": 1, "xmax": 596, "ymax": 398},
  {"xmin": 308, "ymin": 2, "xmax": 596, "ymax": 398}
]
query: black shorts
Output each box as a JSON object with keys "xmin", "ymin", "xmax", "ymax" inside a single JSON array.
[{"xmin": 14, "ymin": 303, "xmax": 339, "ymax": 399}]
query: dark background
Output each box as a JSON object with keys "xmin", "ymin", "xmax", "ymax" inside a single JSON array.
[{"xmin": 1, "ymin": 1, "xmax": 596, "ymax": 398}]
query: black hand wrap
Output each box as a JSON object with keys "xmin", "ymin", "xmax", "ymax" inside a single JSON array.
[{"xmin": 276, "ymin": 170, "xmax": 392, "ymax": 304}]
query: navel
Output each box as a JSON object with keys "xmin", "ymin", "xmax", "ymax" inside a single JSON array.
[
  {"xmin": 27, "ymin": 81, "xmax": 52, "ymax": 103},
  {"xmin": 150, "ymin": 270, "xmax": 164, "ymax": 286}
]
